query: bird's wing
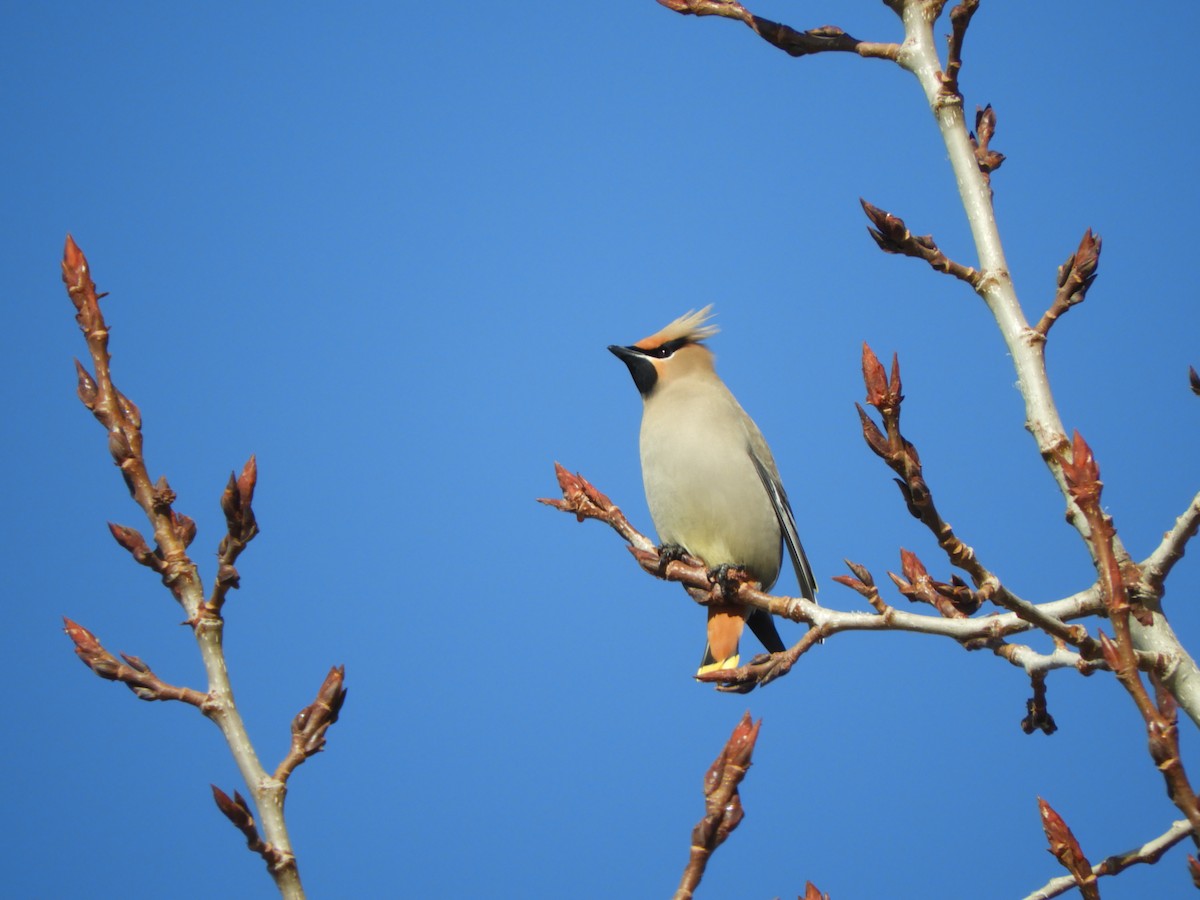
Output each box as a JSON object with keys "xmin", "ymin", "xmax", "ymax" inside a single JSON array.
[{"xmin": 749, "ymin": 449, "xmax": 818, "ymax": 602}]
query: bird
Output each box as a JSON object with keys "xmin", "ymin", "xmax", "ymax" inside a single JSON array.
[{"xmin": 608, "ymin": 306, "xmax": 817, "ymax": 677}]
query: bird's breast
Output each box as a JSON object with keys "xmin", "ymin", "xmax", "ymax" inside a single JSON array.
[{"xmin": 639, "ymin": 389, "xmax": 782, "ymax": 589}]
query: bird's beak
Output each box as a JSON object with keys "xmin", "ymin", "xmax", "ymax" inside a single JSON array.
[
  {"xmin": 607, "ymin": 344, "xmax": 639, "ymax": 363},
  {"xmin": 609, "ymin": 344, "xmax": 656, "ymax": 395}
]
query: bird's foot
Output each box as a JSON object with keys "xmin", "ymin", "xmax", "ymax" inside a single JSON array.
[
  {"xmin": 707, "ymin": 562, "xmax": 747, "ymax": 601},
  {"xmin": 655, "ymin": 542, "xmax": 689, "ymax": 574}
]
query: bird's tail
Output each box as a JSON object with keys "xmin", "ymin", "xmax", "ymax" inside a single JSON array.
[
  {"xmin": 697, "ymin": 605, "xmax": 747, "ymax": 675},
  {"xmin": 697, "ymin": 606, "xmax": 786, "ymax": 676}
]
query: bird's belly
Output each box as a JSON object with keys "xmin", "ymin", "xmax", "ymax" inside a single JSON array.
[{"xmin": 640, "ymin": 428, "xmax": 782, "ymax": 588}]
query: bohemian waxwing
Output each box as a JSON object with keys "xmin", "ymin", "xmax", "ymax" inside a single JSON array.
[{"xmin": 608, "ymin": 306, "xmax": 817, "ymax": 676}]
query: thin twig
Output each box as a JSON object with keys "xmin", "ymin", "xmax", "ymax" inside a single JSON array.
[
  {"xmin": 939, "ymin": 0, "xmax": 979, "ymax": 98},
  {"xmin": 1021, "ymin": 819, "xmax": 1194, "ymax": 900},
  {"xmin": 275, "ymin": 667, "xmax": 348, "ymax": 784},
  {"xmin": 1038, "ymin": 797, "xmax": 1100, "ymax": 900},
  {"xmin": 64, "ymin": 618, "xmax": 208, "ymax": 706},
  {"xmin": 673, "ymin": 712, "xmax": 761, "ymax": 900},
  {"xmin": 1142, "ymin": 489, "xmax": 1200, "ymax": 594},
  {"xmin": 1033, "ymin": 230, "xmax": 1102, "ymax": 338},
  {"xmin": 656, "ymin": 0, "xmax": 900, "ymax": 60},
  {"xmin": 860, "ymin": 200, "xmax": 981, "ymax": 287},
  {"xmin": 855, "ymin": 345, "xmax": 1105, "ymax": 659}
]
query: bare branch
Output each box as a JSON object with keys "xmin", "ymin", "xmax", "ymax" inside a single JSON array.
[
  {"xmin": 275, "ymin": 667, "xmax": 348, "ymax": 784},
  {"xmin": 63, "ymin": 618, "xmax": 208, "ymax": 706},
  {"xmin": 1022, "ymin": 819, "xmax": 1194, "ymax": 900},
  {"xmin": 855, "ymin": 345, "xmax": 1109, "ymax": 659},
  {"xmin": 880, "ymin": 0, "xmax": 1200, "ymax": 723},
  {"xmin": 60, "ymin": 237, "xmax": 323, "ymax": 898},
  {"xmin": 544, "ymin": 466, "xmax": 1133, "ymax": 693},
  {"xmin": 969, "ymin": 104, "xmax": 1006, "ymax": 190},
  {"xmin": 1141, "ymin": 490, "xmax": 1200, "ymax": 594},
  {"xmin": 940, "ymin": 0, "xmax": 980, "ymax": 98},
  {"xmin": 538, "ymin": 462, "xmax": 656, "ymax": 552},
  {"xmin": 655, "ymin": 0, "xmax": 900, "ymax": 60},
  {"xmin": 860, "ymin": 200, "xmax": 982, "ymax": 287},
  {"xmin": 673, "ymin": 712, "xmax": 761, "ymax": 900},
  {"xmin": 1038, "ymin": 797, "xmax": 1100, "ymax": 900},
  {"xmin": 212, "ymin": 786, "xmax": 294, "ymax": 875},
  {"xmin": 1034, "ymin": 230, "xmax": 1102, "ymax": 338},
  {"xmin": 1063, "ymin": 431, "xmax": 1200, "ymax": 841},
  {"xmin": 211, "ymin": 455, "xmax": 261, "ymax": 611}
]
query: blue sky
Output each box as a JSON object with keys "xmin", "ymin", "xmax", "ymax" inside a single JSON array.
[{"xmin": 6, "ymin": 2, "xmax": 1200, "ymax": 897}]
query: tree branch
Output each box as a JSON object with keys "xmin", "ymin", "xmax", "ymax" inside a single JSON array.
[
  {"xmin": 63, "ymin": 618, "xmax": 208, "ymax": 706},
  {"xmin": 1062, "ymin": 431, "xmax": 1200, "ymax": 843},
  {"xmin": 60, "ymin": 236, "xmax": 342, "ymax": 898},
  {"xmin": 939, "ymin": 0, "xmax": 979, "ymax": 98},
  {"xmin": 883, "ymin": 0, "xmax": 1200, "ymax": 726},
  {"xmin": 860, "ymin": 199, "xmax": 981, "ymax": 286},
  {"xmin": 542, "ymin": 466, "xmax": 1137, "ymax": 695},
  {"xmin": 275, "ymin": 667, "xmax": 348, "ymax": 784},
  {"xmin": 1142, "ymin": 489, "xmax": 1200, "ymax": 595},
  {"xmin": 1033, "ymin": 229, "xmax": 1102, "ymax": 338},
  {"xmin": 673, "ymin": 712, "xmax": 761, "ymax": 900},
  {"xmin": 1022, "ymin": 819, "xmax": 1194, "ymax": 900},
  {"xmin": 655, "ymin": 0, "xmax": 899, "ymax": 61},
  {"xmin": 1038, "ymin": 797, "xmax": 1101, "ymax": 900}
]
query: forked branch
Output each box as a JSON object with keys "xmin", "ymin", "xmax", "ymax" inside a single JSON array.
[{"xmin": 60, "ymin": 236, "xmax": 344, "ymax": 898}]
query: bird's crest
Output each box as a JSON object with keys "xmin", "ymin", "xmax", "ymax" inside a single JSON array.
[{"xmin": 634, "ymin": 305, "xmax": 719, "ymax": 350}]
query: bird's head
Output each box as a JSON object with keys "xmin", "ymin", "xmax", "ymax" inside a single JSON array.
[{"xmin": 608, "ymin": 306, "xmax": 718, "ymax": 397}]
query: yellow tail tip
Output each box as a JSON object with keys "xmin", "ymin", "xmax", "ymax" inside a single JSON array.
[{"xmin": 696, "ymin": 654, "xmax": 740, "ymax": 677}]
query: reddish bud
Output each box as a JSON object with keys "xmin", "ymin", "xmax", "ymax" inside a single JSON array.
[
  {"xmin": 1038, "ymin": 797, "xmax": 1095, "ymax": 895},
  {"xmin": 216, "ymin": 563, "xmax": 241, "ymax": 588},
  {"xmin": 211, "ymin": 784, "xmax": 258, "ymax": 838},
  {"xmin": 855, "ymin": 403, "xmax": 889, "ymax": 459},
  {"xmin": 61, "ymin": 235, "xmax": 90, "ymax": 312},
  {"xmin": 74, "ymin": 359, "xmax": 98, "ymax": 410},
  {"xmin": 172, "ymin": 512, "xmax": 197, "ymax": 548},
  {"xmin": 237, "ymin": 455, "xmax": 257, "ymax": 509},
  {"xmin": 725, "ymin": 711, "xmax": 760, "ymax": 768},
  {"xmin": 63, "ymin": 617, "xmax": 121, "ymax": 680},
  {"xmin": 1098, "ymin": 631, "xmax": 1121, "ymax": 670},
  {"xmin": 107, "ymin": 428, "xmax": 132, "ymax": 464},
  {"xmin": 1061, "ymin": 431, "xmax": 1101, "ymax": 501},
  {"xmin": 975, "ymin": 104, "xmax": 996, "ymax": 145},
  {"xmin": 1189, "ymin": 366, "xmax": 1200, "ymax": 397},
  {"xmin": 114, "ymin": 390, "xmax": 141, "ymax": 430},
  {"xmin": 861, "ymin": 343, "xmax": 888, "ymax": 407},
  {"xmin": 290, "ymin": 665, "xmax": 347, "ymax": 758},
  {"xmin": 220, "ymin": 471, "xmax": 241, "ymax": 519},
  {"xmin": 899, "ymin": 548, "xmax": 928, "ymax": 582},
  {"xmin": 108, "ymin": 521, "xmax": 148, "ymax": 555},
  {"xmin": 151, "ymin": 477, "xmax": 176, "ymax": 511},
  {"xmin": 119, "ymin": 653, "xmax": 150, "ymax": 674},
  {"xmin": 63, "ymin": 617, "xmax": 101, "ymax": 655}
]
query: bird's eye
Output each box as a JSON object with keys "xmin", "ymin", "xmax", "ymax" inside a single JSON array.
[{"xmin": 647, "ymin": 338, "xmax": 688, "ymax": 359}]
